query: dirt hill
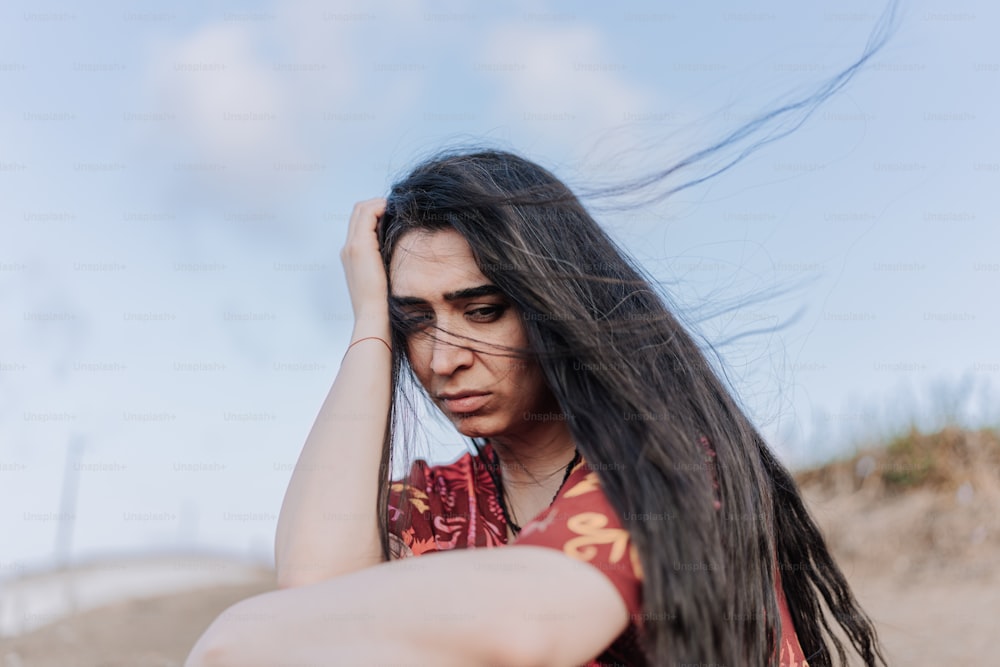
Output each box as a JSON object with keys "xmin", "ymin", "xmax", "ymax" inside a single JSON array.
[
  {"xmin": 796, "ymin": 426, "xmax": 1000, "ymax": 581},
  {"xmin": 794, "ymin": 426, "xmax": 999, "ymax": 665}
]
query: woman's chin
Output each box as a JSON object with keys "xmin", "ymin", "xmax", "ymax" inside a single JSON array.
[{"xmin": 450, "ymin": 412, "xmax": 501, "ymax": 438}]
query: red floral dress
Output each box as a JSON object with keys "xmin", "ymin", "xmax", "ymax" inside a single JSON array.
[{"xmin": 388, "ymin": 443, "xmax": 810, "ymax": 666}]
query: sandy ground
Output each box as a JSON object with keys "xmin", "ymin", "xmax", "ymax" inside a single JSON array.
[
  {"xmin": 0, "ymin": 557, "xmax": 271, "ymax": 638},
  {"xmin": 799, "ymin": 470, "xmax": 1000, "ymax": 666},
  {"xmin": 847, "ymin": 573, "xmax": 997, "ymax": 666},
  {"xmin": 0, "ymin": 579, "xmax": 274, "ymax": 667}
]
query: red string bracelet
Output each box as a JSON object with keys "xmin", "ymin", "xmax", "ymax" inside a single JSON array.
[{"xmin": 344, "ymin": 336, "xmax": 392, "ymax": 357}]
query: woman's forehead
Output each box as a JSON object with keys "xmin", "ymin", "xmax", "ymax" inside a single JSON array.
[{"xmin": 389, "ymin": 229, "xmax": 491, "ymax": 300}]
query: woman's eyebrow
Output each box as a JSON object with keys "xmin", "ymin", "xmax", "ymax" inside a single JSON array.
[
  {"xmin": 390, "ymin": 284, "xmax": 502, "ymax": 305},
  {"xmin": 442, "ymin": 284, "xmax": 502, "ymax": 301}
]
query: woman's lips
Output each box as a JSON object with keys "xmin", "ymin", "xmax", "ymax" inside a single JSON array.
[{"xmin": 440, "ymin": 393, "xmax": 490, "ymax": 413}]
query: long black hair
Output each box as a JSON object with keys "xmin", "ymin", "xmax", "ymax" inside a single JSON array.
[
  {"xmin": 376, "ymin": 148, "xmax": 883, "ymax": 666},
  {"xmin": 371, "ymin": 5, "xmax": 899, "ymax": 664}
]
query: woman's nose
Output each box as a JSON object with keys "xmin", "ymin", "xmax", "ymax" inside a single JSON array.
[{"xmin": 429, "ymin": 329, "xmax": 475, "ymax": 376}]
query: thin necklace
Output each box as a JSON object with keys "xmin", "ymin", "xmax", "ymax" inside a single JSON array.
[{"xmin": 482, "ymin": 444, "xmax": 582, "ymax": 537}]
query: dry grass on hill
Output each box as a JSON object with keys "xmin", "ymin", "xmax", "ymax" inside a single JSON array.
[{"xmin": 796, "ymin": 426, "xmax": 1000, "ymax": 581}]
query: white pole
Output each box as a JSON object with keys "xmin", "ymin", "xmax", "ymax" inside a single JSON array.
[{"xmin": 54, "ymin": 434, "xmax": 84, "ymax": 613}]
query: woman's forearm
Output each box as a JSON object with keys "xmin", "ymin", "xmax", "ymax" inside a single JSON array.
[
  {"xmin": 186, "ymin": 546, "xmax": 628, "ymax": 667},
  {"xmin": 273, "ymin": 319, "xmax": 392, "ymax": 588}
]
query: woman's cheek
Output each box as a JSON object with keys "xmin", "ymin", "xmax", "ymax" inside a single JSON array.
[{"xmin": 407, "ymin": 344, "xmax": 434, "ymax": 390}]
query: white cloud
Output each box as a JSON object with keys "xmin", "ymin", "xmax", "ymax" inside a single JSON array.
[
  {"xmin": 151, "ymin": 24, "xmax": 292, "ymax": 161},
  {"xmin": 142, "ymin": 13, "xmax": 362, "ymax": 205},
  {"xmin": 479, "ymin": 23, "xmax": 650, "ymax": 137}
]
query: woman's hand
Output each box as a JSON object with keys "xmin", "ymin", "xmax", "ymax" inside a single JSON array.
[{"xmin": 340, "ymin": 197, "xmax": 389, "ymax": 323}]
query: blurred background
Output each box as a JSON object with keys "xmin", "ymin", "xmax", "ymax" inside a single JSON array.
[{"xmin": 1, "ymin": 0, "xmax": 997, "ymax": 665}]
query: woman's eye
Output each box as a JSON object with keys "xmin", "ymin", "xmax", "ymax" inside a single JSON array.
[{"xmin": 466, "ymin": 306, "xmax": 506, "ymax": 323}]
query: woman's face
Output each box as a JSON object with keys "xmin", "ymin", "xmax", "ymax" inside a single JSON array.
[{"xmin": 388, "ymin": 228, "xmax": 561, "ymax": 441}]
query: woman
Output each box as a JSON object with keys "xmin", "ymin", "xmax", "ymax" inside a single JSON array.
[{"xmin": 185, "ymin": 149, "xmax": 884, "ymax": 666}]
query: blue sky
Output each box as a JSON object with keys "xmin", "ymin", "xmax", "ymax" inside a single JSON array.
[{"xmin": 2, "ymin": 0, "xmax": 998, "ymax": 574}]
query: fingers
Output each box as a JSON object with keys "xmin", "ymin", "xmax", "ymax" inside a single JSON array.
[
  {"xmin": 341, "ymin": 198, "xmax": 391, "ymax": 320},
  {"xmin": 341, "ymin": 197, "xmax": 388, "ymax": 265},
  {"xmin": 346, "ymin": 197, "xmax": 387, "ymax": 240}
]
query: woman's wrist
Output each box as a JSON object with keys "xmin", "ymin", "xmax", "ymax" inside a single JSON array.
[
  {"xmin": 345, "ymin": 336, "xmax": 392, "ymax": 355},
  {"xmin": 347, "ymin": 311, "xmax": 392, "ymax": 359}
]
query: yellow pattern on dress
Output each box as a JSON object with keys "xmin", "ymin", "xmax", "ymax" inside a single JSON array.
[
  {"xmin": 562, "ymin": 471, "xmax": 600, "ymax": 498},
  {"xmin": 629, "ymin": 543, "xmax": 644, "ymax": 580},
  {"xmin": 563, "ymin": 512, "xmax": 630, "ymax": 565},
  {"xmin": 390, "ymin": 482, "xmax": 430, "ymax": 514}
]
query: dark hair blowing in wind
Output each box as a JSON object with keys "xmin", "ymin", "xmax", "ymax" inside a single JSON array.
[{"xmin": 372, "ymin": 5, "xmax": 899, "ymax": 665}]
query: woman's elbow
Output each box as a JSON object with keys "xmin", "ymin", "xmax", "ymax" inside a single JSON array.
[
  {"xmin": 184, "ymin": 623, "xmax": 233, "ymax": 667},
  {"xmin": 184, "ymin": 605, "xmax": 259, "ymax": 667}
]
